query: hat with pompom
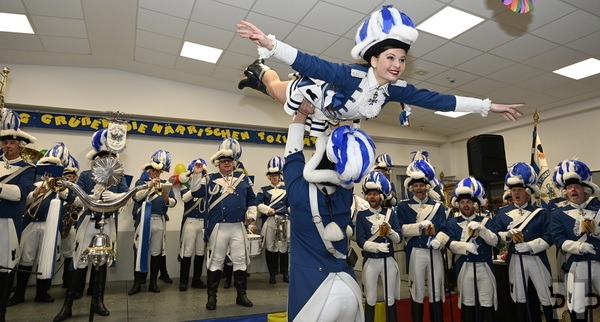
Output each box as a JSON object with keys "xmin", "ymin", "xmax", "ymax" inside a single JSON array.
[
  {"xmin": 505, "ymin": 162, "xmax": 540, "ymax": 197},
  {"xmin": 553, "ymin": 159, "xmax": 599, "ymax": 196},
  {"xmin": 86, "ymin": 129, "xmax": 117, "ymax": 160},
  {"xmin": 404, "ymin": 159, "xmax": 436, "ymax": 190},
  {"xmin": 142, "ymin": 149, "xmax": 171, "ymax": 172},
  {"xmin": 266, "ymin": 156, "xmax": 285, "ymax": 175},
  {"xmin": 362, "ymin": 170, "xmax": 392, "ymax": 200},
  {"xmin": 374, "ymin": 153, "xmax": 393, "ymax": 171},
  {"xmin": 37, "ymin": 142, "xmax": 71, "ymax": 177},
  {"xmin": 210, "ymin": 138, "xmax": 242, "ymax": 167},
  {"xmin": 351, "ymin": 5, "xmax": 419, "ymax": 62},
  {"xmin": 63, "ymin": 154, "xmax": 79, "ymax": 176},
  {"xmin": 452, "ymin": 176, "xmax": 487, "ymax": 208},
  {"xmin": 303, "ymin": 125, "xmax": 376, "ymax": 189},
  {"xmin": 0, "ymin": 108, "xmax": 36, "ymax": 144}
]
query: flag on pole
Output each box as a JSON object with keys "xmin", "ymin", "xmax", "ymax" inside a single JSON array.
[{"xmin": 530, "ymin": 113, "xmax": 555, "ymax": 205}]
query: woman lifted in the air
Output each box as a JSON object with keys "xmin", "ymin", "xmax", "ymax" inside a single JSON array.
[{"xmin": 237, "ymin": 5, "xmax": 524, "ymax": 136}]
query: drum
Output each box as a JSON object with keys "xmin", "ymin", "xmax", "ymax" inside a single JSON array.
[{"xmin": 247, "ymin": 234, "xmax": 263, "ymax": 257}]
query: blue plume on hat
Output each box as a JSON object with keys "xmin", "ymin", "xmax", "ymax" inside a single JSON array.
[
  {"xmin": 210, "ymin": 138, "xmax": 242, "ymax": 166},
  {"xmin": 187, "ymin": 158, "xmax": 207, "ymax": 172},
  {"xmin": 143, "ymin": 149, "xmax": 171, "ymax": 172},
  {"xmin": 362, "ymin": 171, "xmax": 392, "ymax": 199},
  {"xmin": 505, "ymin": 162, "xmax": 540, "ymax": 196},
  {"xmin": 411, "ymin": 150, "xmax": 430, "ymax": 162},
  {"xmin": 327, "ymin": 125, "xmax": 376, "ymax": 186},
  {"xmin": 374, "ymin": 153, "xmax": 393, "ymax": 170},
  {"xmin": 351, "ymin": 5, "xmax": 419, "ymax": 61},
  {"xmin": 38, "ymin": 142, "xmax": 71, "ymax": 166},
  {"xmin": 554, "ymin": 159, "xmax": 599, "ymax": 195},
  {"xmin": 452, "ymin": 176, "xmax": 487, "ymax": 207},
  {"xmin": 63, "ymin": 154, "xmax": 79, "ymax": 175},
  {"xmin": 86, "ymin": 129, "xmax": 112, "ymax": 160},
  {"xmin": 404, "ymin": 159, "xmax": 436, "ymax": 190},
  {"xmin": 0, "ymin": 108, "xmax": 36, "ymax": 144},
  {"xmin": 266, "ymin": 156, "xmax": 284, "ymax": 175}
]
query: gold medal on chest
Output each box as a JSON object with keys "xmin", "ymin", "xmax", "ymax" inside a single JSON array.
[{"xmin": 227, "ymin": 186, "xmax": 235, "ymax": 194}]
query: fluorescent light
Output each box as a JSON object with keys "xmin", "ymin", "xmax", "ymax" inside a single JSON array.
[
  {"xmin": 0, "ymin": 12, "xmax": 34, "ymax": 34},
  {"xmin": 553, "ymin": 58, "xmax": 600, "ymax": 80},
  {"xmin": 417, "ymin": 7, "xmax": 484, "ymax": 39},
  {"xmin": 435, "ymin": 111, "xmax": 469, "ymax": 118},
  {"xmin": 180, "ymin": 41, "xmax": 222, "ymax": 64}
]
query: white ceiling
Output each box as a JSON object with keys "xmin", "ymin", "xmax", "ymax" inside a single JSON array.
[{"xmin": 1, "ymin": 0, "xmax": 599, "ymax": 136}]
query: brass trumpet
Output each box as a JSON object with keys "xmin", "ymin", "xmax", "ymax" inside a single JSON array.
[{"xmin": 46, "ymin": 177, "xmax": 67, "ymax": 192}]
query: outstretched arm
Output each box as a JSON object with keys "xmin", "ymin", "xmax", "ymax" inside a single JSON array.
[
  {"xmin": 236, "ymin": 20, "xmax": 273, "ymax": 50},
  {"xmin": 490, "ymin": 102, "xmax": 524, "ymax": 121}
]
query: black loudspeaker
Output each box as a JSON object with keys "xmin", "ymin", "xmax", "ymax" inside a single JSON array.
[{"xmin": 467, "ymin": 134, "xmax": 507, "ymax": 183}]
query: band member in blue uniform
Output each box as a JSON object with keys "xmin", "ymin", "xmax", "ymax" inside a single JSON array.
[
  {"xmin": 60, "ymin": 155, "xmax": 82, "ymax": 289},
  {"xmin": 491, "ymin": 162, "xmax": 555, "ymax": 322},
  {"xmin": 237, "ymin": 6, "xmax": 523, "ymax": 136},
  {"xmin": 356, "ymin": 171, "xmax": 401, "ymax": 322},
  {"xmin": 54, "ymin": 129, "xmax": 130, "ymax": 322},
  {"xmin": 0, "ymin": 109, "xmax": 36, "ymax": 322},
  {"xmin": 396, "ymin": 159, "xmax": 448, "ymax": 322},
  {"xmin": 283, "ymin": 101, "xmax": 375, "ymax": 321},
  {"xmin": 8, "ymin": 143, "xmax": 71, "ymax": 306},
  {"xmin": 373, "ymin": 153, "xmax": 398, "ymax": 207},
  {"xmin": 257, "ymin": 156, "xmax": 289, "ymax": 284},
  {"xmin": 550, "ymin": 159, "xmax": 600, "ymax": 322},
  {"xmin": 189, "ymin": 138, "xmax": 257, "ymax": 310},
  {"xmin": 129, "ymin": 150, "xmax": 176, "ymax": 294},
  {"xmin": 447, "ymin": 177, "xmax": 499, "ymax": 322},
  {"xmin": 177, "ymin": 158, "xmax": 208, "ymax": 291}
]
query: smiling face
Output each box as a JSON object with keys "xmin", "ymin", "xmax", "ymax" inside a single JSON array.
[
  {"xmin": 148, "ymin": 168, "xmax": 162, "ymax": 179},
  {"xmin": 1, "ymin": 139, "xmax": 22, "ymax": 160},
  {"xmin": 218, "ymin": 158, "xmax": 234, "ymax": 175},
  {"xmin": 268, "ymin": 173, "xmax": 281, "ymax": 186},
  {"xmin": 411, "ymin": 182, "xmax": 428, "ymax": 200},
  {"xmin": 370, "ymin": 47, "xmax": 407, "ymax": 85},
  {"xmin": 365, "ymin": 190, "xmax": 383, "ymax": 209},
  {"xmin": 458, "ymin": 198, "xmax": 475, "ymax": 217}
]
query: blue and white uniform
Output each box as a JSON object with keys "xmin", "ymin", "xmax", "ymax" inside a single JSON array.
[
  {"xmin": 257, "ymin": 182, "xmax": 288, "ymax": 253},
  {"xmin": 179, "ymin": 184, "xmax": 205, "ymax": 258}
]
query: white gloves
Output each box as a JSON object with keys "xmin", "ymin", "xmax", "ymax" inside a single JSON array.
[
  {"xmin": 420, "ymin": 220, "xmax": 433, "ymax": 229},
  {"xmin": 466, "ymin": 243, "xmax": 479, "ymax": 255},
  {"xmin": 467, "ymin": 221, "xmax": 481, "ymax": 231},
  {"xmin": 101, "ymin": 190, "xmax": 124, "ymax": 201},
  {"xmin": 376, "ymin": 243, "xmax": 390, "ymax": 253},
  {"xmin": 579, "ymin": 242, "xmax": 596, "ymax": 254},
  {"xmin": 429, "ymin": 239, "xmax": 441, "ymax": 250},
  {"xmin": 515, "ymin": 242, "xmax": 533, "ymax": 253},
  {"xmin": 507, "ymin": 228, "xmax": 521, "ymax": 239}
]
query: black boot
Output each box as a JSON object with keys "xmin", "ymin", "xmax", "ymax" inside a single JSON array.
[
  {"xmin": 265, "ymin": 251, "xmax": 276, "ymax": 284},
  {"xmin": 86, "ymin": 266, "xmax": 96, "ymax": 296},
  {"xmin": 481, "ymin": 306, "xmax": 495, "ymax": 322},
  {"xmin": 191, "ymin": 256, "xmax": 206, "ymax": 289},
  {"xmin": 206, "ymin": 270, "xmax": 221, "ymax": 310},
  {"xmin": 149, "ymin": 256, "xmax": 160, "ymax": 293},
  {"xmin": 429, "ymin": 301, "xmax": 444, "ymax": 322},
  {"xmin": 54, "ymin": 268, "xmax": 84, "ymax": 322},
  {"xmin": 128, "ymin": 272, "xmax": 144, "ymax": 295},
  {"xmin": 461, "ymin": 305, "xmax": 475, "ymax": 322},
  {"xmin": 542, "ymin": 305, "xmax": 556, "ymax": 322},
  {"xmin": 223, "ymin": 264, "xmax": 233, "ymax": 289},
  {"xmin": 34, "ymin": 278, "xmax": 54, "ymax": 303},
  {"xmin": 570, "ymin": 310, "xmax": 587, "ymax": 322},
  {"xmin": 7, "ymin": 265, "xmax": 31, "ymax": 306},
  {"xmin": 92, "ymin": 265, "xmax": 109, "ymax": 316},
  {"xmin": 74, "ymin": 266, "xmax": 87, "ymax": 299},
  {"xmin": 386, "ymin": 303, "xmax": 397, "ymax": 322},
  {"xmin": 411, "ymin": 300, "xmax": 423, "ymax": 322},
  {"xmin": 158, "ymin": 255, "xmax": 173, "ymax": 283},
  {"xmin": 280, "ymin": 252, "xmax": 289, "ymax": 283},
  {"xmin": 179, "ymin": 257, "xmax": 191, "ymax": 291},
  {"xmin": 515, "ymin": 303, "xmax": 528, "ymax": 322},
  {"xmin": 0, "ymin": 272, "xmax": 14, "ymax": 322},
  {"xmin": 245, "ymin": 59, "xmax": 271, "ymax": 81},
  {"xmin": 234, "ymin": 270, "xmax": 253, "ymax": 307},
  {"xmin": 238, "ymin": 59, "xmax": 271, "ymax": 96},
  {"xmin": 62, "ymin": 258, "xmax": 72, "ymax": 289},
  {"xmin": 364, "ymin": 304, "xmax": 375, "ymax": 322}
]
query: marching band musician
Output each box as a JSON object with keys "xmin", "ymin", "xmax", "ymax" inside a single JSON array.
[
  {"xmin": 257, "ymin": 156, "xmax": 289, "ymax": 285},
  {"xmin": 177, "ymin": 158, "xmax": 208, "ymax": 291},
  {"xmin": 54, "ymin": 129, "xmax": 130, "ymax": 322},
  {"xmin": 128, "ymin": 150, "xmax": 176, "ymax": 295},
  {"xmin": 60, "ymin": 155, "xmax": 82, "ymax": 289},
  {"xmin": 189, "ymin": 138, "xmax": 257, "ymax": 310},
  {"xmin": 356, "ymin": 171, "xmax": 402, "ymax": 322},
  {"xmin": 396, "ymin": 159, "xmax": 449, "ymax": 322},
  {"xmin": 491, "ymin": 163, "xmax": 555, "ymax": 322},
  {"xmin": 0, "ymin": 109, "xmax": 36, "ymax": 322},
  {"xmin": 550, "ymin": 159, "xmax": 600, "ymax": 322},
  {"xmin": 373, "ymin": 153, "xmax": 398, "ymax": 207},
  {"xmin": 447, "ymin": 177, "xmax": 499, "ymax": 322},
  {"xmin": 8, "ymin": 143, "xmax": 72, "ymax": 307}
]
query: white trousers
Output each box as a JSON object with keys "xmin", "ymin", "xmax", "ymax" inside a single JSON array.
[
  {"xmin": 20, "ymin": 222, "xmax": 46, "ymax": 266},
  {"xmin": 363, "ymin": 257, "xmax": 399, "ymax": 305},
  {"xmin": 207, "ymin": 222, "xmax": 246, "ymax": 271},
  {"xmin": 262, "ymin": 215, "xmax": 289, "ymax": 253},
  {"xmin": 61, "ymin": 227, "xmax": 75, "ymax": 258},
  {"xmin": 458, "ymin": 262, "xmax": 495, "ymax": 307},
  {"xmin": 509, "ymin": 254, "xmax": 555, "ymax": 306},
  {"xmin": 566, "ymin": 260, "xmax": 600, "ymax": 314},
  {"xmin": 149, "ymin": 215, "xmax": 165, "ymax": 256},
  {"xmin": 409, "ymin": 247, "xmax": 445, "ymax": 303},
  {"xmin": 180, "ymin": 218, "xmax": 205, "ymax": 257},
  {"xmin": 316, "ymin": 275, "xmax": 361, "ymax": 322}
]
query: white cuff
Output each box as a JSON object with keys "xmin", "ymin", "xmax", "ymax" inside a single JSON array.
[
  {"xmin": 363, "ymin": 241, "xmax": 379, "ymax": 253},
  {"xmin": 246, "ymin": 205, "xmax": 257, "ymax": 221},
  {"xmin": 182, "ymin": 191, "xmax": 193, "ymax": 203},
  {"xmin": 402, "ymin": 223, "xmax": 422, "ymax": 238},
  {"xmin": 479, "ymin": 228, "xmax": 498, "ymax": 246},
  {"xmin": 285, "ymin": 123, "xmax": 306, "ymax": 157},
  {"xmin": 562, "ymin": 240, "xmax": 583, "ymax": 255},
  {"xmin": 529, "ymin": 238, "xmax": 550, "ymax": 254},
  {"xmin": 435, "ymin": 232, "xmax": 450, "ymax": 248},
  {"xmin": 257, "ymin": 204, "xmax": 271, "ymax": 215},
  {"xmin": 389, "ymin": 230, "xmax": 401, "ymax": 244},
  {"xmin": 166, "ymin": 197, "xmax": 176, "ymax": 208},
  {"xmin": 499, "ymin": 231, "xmax": 511, "ymax": 243},
  {"xmin": 0, "ymin": 184, "xmax": 22, "ymax": 202},
  {"xmin": 454, "ymin": 96, "xmax": 491, "ymax": 117},
  {"xmin": 449, "ymin": 241, "xmax": 471, "ymax": 255}
]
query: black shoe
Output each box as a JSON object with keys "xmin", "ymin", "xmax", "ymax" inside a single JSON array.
[
  {"xmin": 282, "ymin": 273, "xmax": 289, "ymax": 283},
  {"xmin": 7, "ymin": 295, "xmax": 24, "ymax": 306},
  {"xmin": 179, "ymin": 282, "xmax": 188, "ymax": 292},
  {"xmin": 128, "ymin": 282, "xmax": 141, "ymax": 296},
  {"xmin": 149, "ymin": 280, "xmax": 160, "ymax": 293},
  {"xmin": 245, "ymin": 59, "xmax": 271, "ymax": 81},
  {"xmin": 236, "ymin": 294, "xmax": 253, "ymax": 307},
  {"xmin": 158, "ymin": 275, "xmax": 173, "ymax": 284},
  {"xmin": 34, "ymin": 294, "xmax": 54, "ymax": 303},
  {"xmin": 238, "ymin": 73, "xmax": 269, "ymax": 96},
  {"xmin": 269, "ymin": 273, "xmax": 276, "ymax": 284},
  {"xmin": 206, "ymin": 296, "xmax": 217, "ymax": 310},
  {"xmin": 191, "ymin": 279, "xmax": 206, "ymax": 289},
  {"xmin": 94, "ymin": 301, "xmax": 110, "ymax": 316}
]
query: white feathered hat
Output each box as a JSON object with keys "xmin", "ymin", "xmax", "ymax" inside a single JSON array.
[
  {"xmin": 0, "ymin": 108, "xmax": 36, "ymax": 144},
  {"xmin": 452, "ymin": 176, "xmax": 487, "ymax": 208},
  {"xmin": 210, "ymin": 138, "xmax": 242, "ymax": 167},
  {"xmin": 266, "ymin": 156, "xmax": 284, "ymax": 175},
  {"xmin": 86, "ymin": 129, "xmax": 117, "ymax": 160},
  {"xmin": 142, "ymin": 149, "xmax": 172, "ymax": 172},
  {"xmin": 362, "ymin": 170, "xmax": 392, "ymax": 201},
  {"xmin": 373, "ymin": 153, "xmax": 393, "ymax": 170},
  {"xmin": 351, "ymin": 5, "xmax": 419, "ymax": 62},
  {"xmin": 303, "ymin": 125, "xmax": 376, "ymax": 189},
  {"xmin": 36, "ymin": 142, "xmax": 70, "ymax": 177},
  {"xmin": 63, "ymin": 154, "xmax": 79, "ymax": 176},
  {"xmin": 553, "ymin": 159, "xmax": 599, "ymax": 196},
  {"xmin": 504, "ymin": 162, "xmax": 541, "ymax": 197}
]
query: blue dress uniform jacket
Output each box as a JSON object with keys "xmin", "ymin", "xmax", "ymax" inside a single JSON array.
[
  {"xmin": 492, "ymin": 204, "xmax": 553, "ymax": 271},
  {"xmin": 0, "ymin": 157, "xmax": 36, "ymax": 237},
  {"xmin": 355, "ymin": 207, "xmax": 401, "ymax": 261},
  {"xmin": 396, "ymin": 197, "xmax": 447, "ymax": 266},
  {"xmin": 446, "ymin": 215, "xmax": 498, "ymax": 277},
  {"xmin": 283, "ymin": 150, "xmax": 355, "ymax": 321},
  {"xmin": 257, "ymin": 184, "xmax": 288, "ymax": 222},
  {"xmin": 132, "ymin": 178, "xmax": 175, "ymax": 227},
  {"xmin": 180, "ymin": 185, "xmax": 204, "ymax": 220},
  {"xmin": 550, "ymin": 199, "xmax": 600, "ymax": 271},
  {"xmin": 191, "ymin": 172, "xmax": 256, "ymax": 241}
]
